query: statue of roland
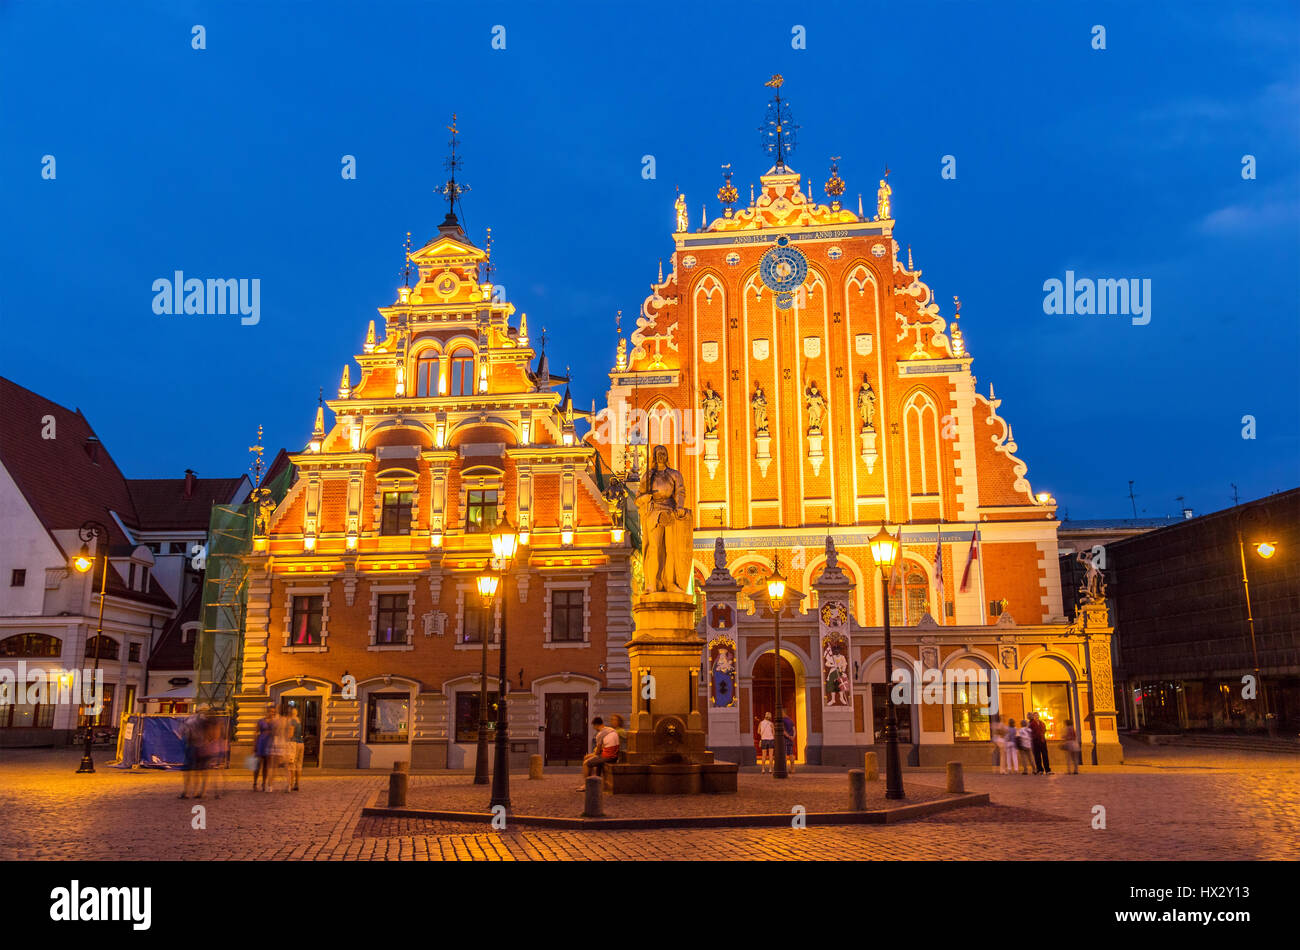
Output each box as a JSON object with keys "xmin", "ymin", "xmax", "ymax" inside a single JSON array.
[{"xmin": 636, "ymin": 444, "xmax": 694, "ymax": 595}]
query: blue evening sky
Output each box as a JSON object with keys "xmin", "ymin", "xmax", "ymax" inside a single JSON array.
[{"xmin": 2, "ymin": 1, "xmax": 1297, "ymax": 519}]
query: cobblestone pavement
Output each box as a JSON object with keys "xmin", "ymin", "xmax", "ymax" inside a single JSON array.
[{"xmin": 2, "ymin": 743, "xmax": 1296, "ymax": 860}]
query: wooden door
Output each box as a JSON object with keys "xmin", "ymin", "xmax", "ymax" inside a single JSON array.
[{"xmin": 544, "ymin": 693, "xmax": 588, "ymax": 765}]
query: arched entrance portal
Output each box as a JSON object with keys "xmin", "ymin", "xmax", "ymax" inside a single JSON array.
[{"xmin": 751, "ymin": 651, "xmax": 807, "ymax": 763}]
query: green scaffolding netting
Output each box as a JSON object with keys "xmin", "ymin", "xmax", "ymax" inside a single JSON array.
[{"xmin": 195, "ymin": 464, "xmax": 294, "ymax": 713}]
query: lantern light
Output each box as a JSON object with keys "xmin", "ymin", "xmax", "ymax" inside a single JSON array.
[
  {"xmin": 476, "ymin": 572, "xmax": 500, "ymax": 600},
  {"xmin": 492, "ymin": 513, "xmax": 519, "ymax": 562},
  {"xmin": 72, "ymin": 544, "xmax": 93, "ymax": 574},
  {"xmin": 766, "ymin": 564, "xmax": 787, "ymax": 604},
  {"xmin": 869, "ymin": 523, "xmax": 900, "ymax": 576},
  {"xmin": 1256, "ymin": 541, "xmax": 1277, "ymax": 559}
]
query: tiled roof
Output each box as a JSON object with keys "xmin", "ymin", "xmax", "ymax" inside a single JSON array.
[
  {"xmin": 128, "ymin": 476, "xmax": 247, "ymax": 530},
  {"xmin": 149, "ymin": 583, "xmax": 201, "ymax": 670},
  {"xmin": 0, "ymin": 376, "xmax": 139, "ymax": 550}
]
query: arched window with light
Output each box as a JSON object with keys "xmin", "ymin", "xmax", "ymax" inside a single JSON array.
[
  {"xmin": 415, "ymin": 351, "xmax": 439, "ymax": 397},
  {"xmin": 887, "ymin": 560, "xmax": 930, "ymax": 625},
  {"xmin": 450, "ymin": 348, "xmax": 474, "ymax": 396}
]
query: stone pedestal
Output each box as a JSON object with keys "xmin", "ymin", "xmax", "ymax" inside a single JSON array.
[
  {"xmin": 702, "ymin": 434, "xmax": 721, "ymax": 479},
  {"xmin": 806, "ymin": 431, "xmax": 824, "ymax": 475},
  {"xmin": 611, "ymin": 591, "xmax": 738, "ymax": 793},
  {"xmin": 755, "ymin": 433, "xmax": 772, "ymax": 477},
  {"xmin": 860, "ymin": 426, "xmax": 878, "ymax": 474}
]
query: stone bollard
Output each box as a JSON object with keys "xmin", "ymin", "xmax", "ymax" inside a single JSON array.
[
  {"xmin": 946, "ymin": 761, "xmax": 964, "ymax": 794},
  {"xmin": 388, "ymin": 761, "xmax": 409, "ymax": 807},
  {"xmin": 848, "ymin": 768, "xmax": 867, "ymax": 811},
  {"xmin": 863, "ymin": 751, "xmax": 879, "ymax": 781},
  {"xmin": 528, "ymin": 754, "xmax": 544, "ymax": 780},
  {"xmin": 581, "ymin": 775, "xmax": 604, "ymax": 818}
]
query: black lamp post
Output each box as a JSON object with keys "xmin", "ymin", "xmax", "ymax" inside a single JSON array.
[
  {"xmin": 766, "ymin": 556, "xmax": 789, "ymax": 779},
  {"xmin": 489, "ymin": 514, "xmax": 520, "ymax": 810},
  {"xmin": 71, "ymin": 520, "xmax": 111, "ymax": 774},
  {"xmin": 870, "ymin": 524, "xmax": 905, "ymax": 800},
  {"xmin": 472, "ymin": 566, "xmax": 499, "ymax": 785},
  {"xmin": 1236, "ymin": 524, "xmax": 1278, "ymax": 730}
]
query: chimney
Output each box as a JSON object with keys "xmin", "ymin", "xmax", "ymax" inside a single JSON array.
[
  {"xmin": 1182, "ymin": 507, "xmax": 1194, "ymax": 520},
  {"xmin": 183, "ymin": 469, "xmax": 196, "ymax": 498},
  {"xmin": 83, "ymin": 435, "xmax": 101, "ymax": 464}
]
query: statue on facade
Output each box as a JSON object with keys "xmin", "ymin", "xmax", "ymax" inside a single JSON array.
[
  {"xmin": 857, "ymin": 373, "xmax": 876, "ymax": 429},
  {"xmin": 674, "ymin": 190, "xmax": 688, "ymax": 233},
  {"xmin": 751, "ymin": 383, "xmax": 769, "ymax": 436},
  {"xmin": 876, "ymin": 174, "xmax": 892, "ymax": 220},
  {"xmin": 701, "ymin": 383, "xmax": 722, "ymax": 437},
  {"xmin": 636, "ymin": 444, "xmax": 693, "ymax": 595},
  {"xmin": 1077, "ymin": 550, "xmax": 1107, "ymax": 603},
  {"xmin": 804, "ymin": 380, "xmax": 827, "ymax": 433}
]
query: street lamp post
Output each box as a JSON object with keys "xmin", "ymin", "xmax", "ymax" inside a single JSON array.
[
  {"xmin": 473, "ymin": 568, "xmax": 499, "ymax": 785},
  {"xmin": 71, "ymin": 520, "xmax": 111, "ymax": 774},
  {"xmin": 869, "ymin": 524, "xmax": 905, "ymax": 800},
  {"xmin": 766, "ymin": 558, "xmax": 789, "ymax": 780},
  {"xmin": 489, "ymin": 514, "xmax": 519, "ymax": 810},
  {"xmin": 1236, "ymin": 527, "xmax": 1278, "ymax": 730}
]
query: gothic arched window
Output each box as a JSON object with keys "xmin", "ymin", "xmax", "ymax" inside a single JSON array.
[{"xmin": 888, "ymin": 560, "xmax": 929, "ymax": 625}]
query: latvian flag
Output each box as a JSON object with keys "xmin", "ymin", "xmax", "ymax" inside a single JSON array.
[{"xmin": 959, "ymin": 525, "xmax": 981, "ymax": 594}]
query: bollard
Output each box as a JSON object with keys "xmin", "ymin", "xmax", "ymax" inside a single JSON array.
[
  {"xmin": 848, "ymin": 768, "xmax": 867, "ymax": 811},
  {"xmin": 528, "ymin": 754, "xmax": 544, "ymax": 780},
  {"xmin": 946, "ymin": 761, "xmax": 964, "ymax": 794},
  {"xmin": 863, "ymin": 751, "xmax": 879, "ymax": 781},
  {"xmin": 581, "ymin": 775, "xmax": 604, "ymax": 818},
  {"xmin": 388, "ymin": 761, "xmax": 409, "ymax": 807}
]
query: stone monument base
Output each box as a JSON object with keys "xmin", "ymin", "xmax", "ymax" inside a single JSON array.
[{"xmin": 607, "ymin": 761, "xmax": 739, "ymax": 795}]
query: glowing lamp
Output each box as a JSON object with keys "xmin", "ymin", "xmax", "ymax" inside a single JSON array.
[
  {"xmin": 398, "ymin": 286, "xmax": 411, "ymax": 304},
  {"xmin": 563, "ymin": 432, "xmax": 574, "ymax": 446},
  {"xmin": 561, "ymin": 529, "xmax": 574, "ymax": 547},
  {"xmin": 766, "ymin": 565, "xmax": 787, "ymax": 605},
  {"xmin": 350, "ymin": 427, "xmax": 362, "ymax": 451},
  {"xmin": 1035, "ymin": 492, "xmax": 1051, "ymax": 505},
  {"xmin": 308, "ymin": 439, "xmax": 322, "ymax": 453},
  {"xmin": 611, "ymin": 528, "xmax": 625, "ymax": 543},
  {"xmin": 303, "ymin": 536, "xmax": 317, "ymax": 552},
  {"xmin": 345, "ymin": 534, "xmax": 358, "ymax": 551},
  {"xmin": 476, "ymin": 572, "xmax": 499, "ymax": 601},
  {"xmin": 72, "ymin": 545, "xmax": 93, "ymax": 574},
  {"xmin": 518, "ymin": 531, "xmax": 530, "ymax": 547},
  {"xmin": 869, "ymin": 524, "xmax": 900, "ymax": 577},
  {"xmin": 1256, "ymin": 541, "xmax": 1277, "ymax": 559},
  {"xmin": 431, "ymin": 532, "xmax": 443, "ymax": 548},
  {"xmin": 492, "ymin": 513, "xmax": 519, "ymax": 562}
]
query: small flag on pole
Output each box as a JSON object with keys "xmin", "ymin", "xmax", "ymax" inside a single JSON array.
[
  {"xmin": 933, "ymin": 535, "xmax": 945, "ymax": 622},
  {"xmin": 959, "ymin": 525, "xmax": 981, "ymax": 594}
]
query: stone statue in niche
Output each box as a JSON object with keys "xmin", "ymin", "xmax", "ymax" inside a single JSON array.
[
  {"xmin": 701, "ymin": 384, "xmax": 722, "ymax": 437},
  {"xmin": 636, "ymin": 444, "xmax": 694, "ymax": 595},
  {"xmin": 804, "ymin": 380, "xmax": 827, "ymax": 434},
  {"xmin": 857, "ymin": 373, "xmax": 876, "ymax": 430},
  {"xmin": 751, "ymin": 383, "xmax": 769, "ymax": 436}
]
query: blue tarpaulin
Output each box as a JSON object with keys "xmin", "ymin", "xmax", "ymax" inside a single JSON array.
[{"xmin": 115, "ymin": 715, "xmax": 187, "ymax": 769}]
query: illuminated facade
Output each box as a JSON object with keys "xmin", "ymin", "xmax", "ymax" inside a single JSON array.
[
  {"xmin": 600, "ymin": 79, "xmax": 1122, "ymax": 765},
  {"xmin": 233, "ymin": 207, "xmax": 631, "ymax": 770}
]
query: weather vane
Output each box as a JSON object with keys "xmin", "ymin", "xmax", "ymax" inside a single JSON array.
[
  {"xmin": 760, "ymin": 74, "xmax": 798, "ymax": 169},
  {"xmin": 439, "ymin": 113, "xmax": 470, "ymax": 220}
]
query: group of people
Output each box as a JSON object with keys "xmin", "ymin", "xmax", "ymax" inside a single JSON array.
[
  {"xmin": 756, "ymin": 711, "xmax": 796, "ymax": 774},
  {"xmin": 578, "ymin": 714, "xmax": 625, "ymax": 788},
  {"xmin": 178, "ymin": 708, "xmax": 230, "ymax": 799},
  {"xmin": 995, "ymin": 713, "xmax": 1080, "ymax": 775},
  {"xmin": 253, "ymin": 704, "xmax": 305, "ymax": 792}
]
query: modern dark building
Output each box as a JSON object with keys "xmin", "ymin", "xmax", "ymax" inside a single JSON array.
[{"xmin": 1103, "ymin": 489, "xmax": 1300, "ymax": 734}]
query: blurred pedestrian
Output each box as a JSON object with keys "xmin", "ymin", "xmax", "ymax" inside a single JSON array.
[
  {"xmin": 179, "ymin": 708, "xmax": 202, "ymax": 798},
  {"xmin": 253, "ymin": 704, "xmax": 275, "ymax": 790},
  {"xmin": 1030, "ymin": 711, "xmax": 1052, "ymax": 774},
  {"xmin": 286, "ymin": 706, "xmax": 304, "ymax": 792},
  {"xmin": 1062, "ymin": 719, "xmax": 1080, "ymax": 774},
  {"xmin": 1016, "ymin": 719, "xmax": 1033, "ymax": 774},
  {"xmin": 1002, "ymin": 719, "xmax": 1020, "ymax": 774},
  {"xmin": 757, "ymin": 712, "xmax": 775, "ymax": 773},
  {"xmin": 266, "ymin": 706, "xmax": 291, "ymax": 791},
  {"xmin": 782, "ymin": 712, "xmax": 796, "ymax": 774}
]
